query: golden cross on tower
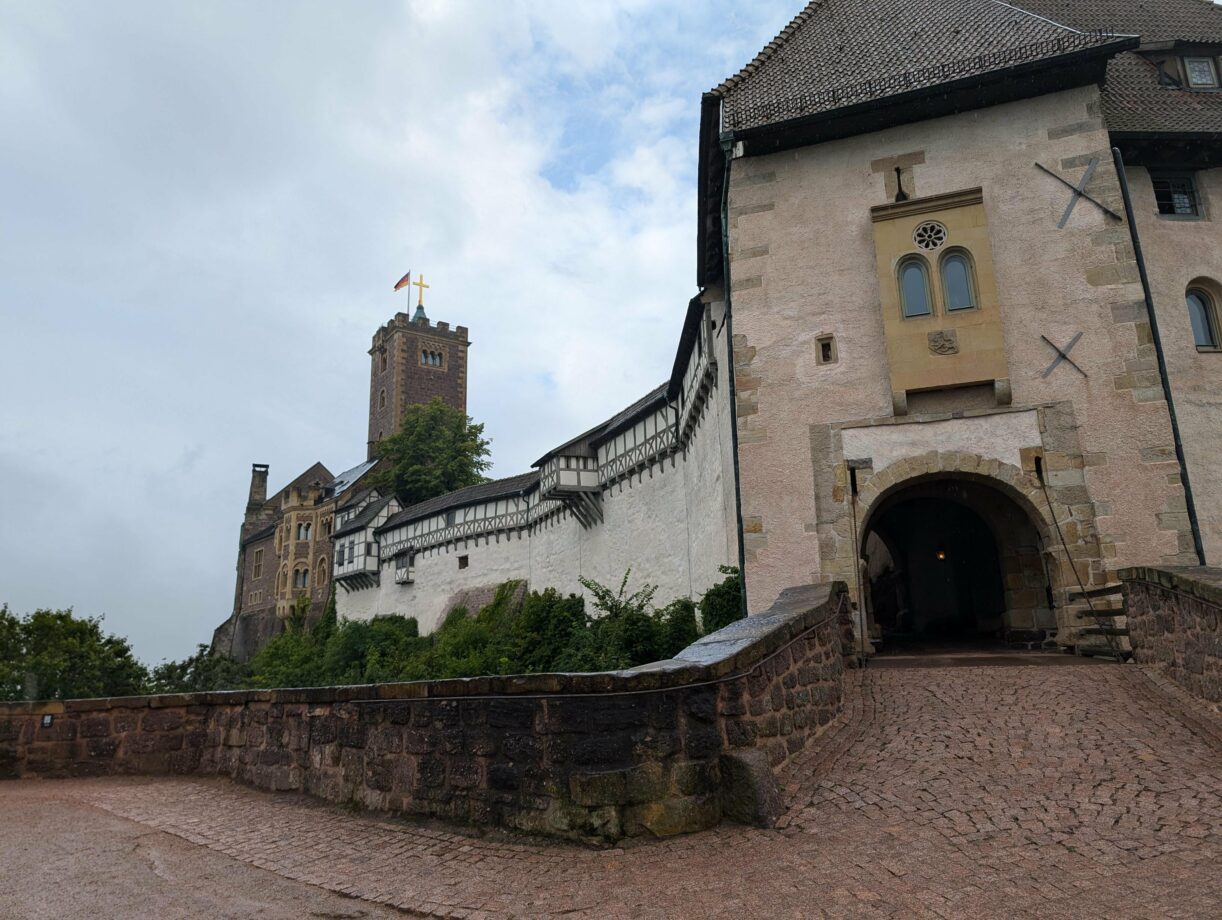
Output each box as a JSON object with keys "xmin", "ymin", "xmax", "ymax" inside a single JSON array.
[{"xmin": 412, "ymin": 274, "xmax": 430, "ymax": 307}]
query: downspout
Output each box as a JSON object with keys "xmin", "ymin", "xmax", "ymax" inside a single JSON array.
[
  {"xmin": 1111, "ymin": 148, "xmax": 1206, "ymax": 564},
  {"xmin": 720, "ymin": 132, "xmax": 751, "ymax": 616}
]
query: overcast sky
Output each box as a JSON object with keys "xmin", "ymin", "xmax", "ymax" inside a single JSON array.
[{"xmin": 0, "ymin": 1, "xmax": 797, "ymax": 664}]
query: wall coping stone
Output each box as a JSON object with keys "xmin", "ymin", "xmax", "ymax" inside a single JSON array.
[
  {"xmin": 1119, "ymin": 566, "xmax": 1222, "ymax": 607},
  {"xmin": 0, "ymin": 584, "xmax": 842, "ymax": 714}
]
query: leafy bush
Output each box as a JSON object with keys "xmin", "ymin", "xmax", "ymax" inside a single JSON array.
[
  {"xmin": 698, "ymin": 565, "xmax": 745, "ymax": 634},
  {"xmin": 4, "ymin": 568, "xmax": 746, "ymax": 698}
]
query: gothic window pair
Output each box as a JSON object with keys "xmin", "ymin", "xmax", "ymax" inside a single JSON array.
[
  {"xmin": 292, "ymin": 568, "xmax": 310, "ymax": 590},
  {"xmin": 296, "ymin": 521, "xmax": 312, "ymax": 541},
  {"xmin": 421, "ymin": 350, "xmax": 444, "ymax": 367},
  {"xmin": 1187, "ymin": 286, "xmax": 1220, "ymax": 349},
  {"xmin": 898, "ymin": 250, "xmax": 977, "ymax": 318}
]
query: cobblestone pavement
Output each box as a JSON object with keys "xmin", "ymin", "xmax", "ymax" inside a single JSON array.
[{"xmin": 4, "ymin": 658, "xmax": 1221, "ymax": 919}]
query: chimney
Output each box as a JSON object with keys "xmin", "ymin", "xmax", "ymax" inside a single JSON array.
[{"xmin": 247, "ymin": 464, "xmax": 269, "ymax": 515}]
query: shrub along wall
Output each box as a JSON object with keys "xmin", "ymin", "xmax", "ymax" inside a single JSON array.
[
  {"xmin": 1121, "ymin": 566, "xmax": 1222, "ymax": 705},
  {"xmin": 0, "ymin": 583, "xmax": 850, "ymax": 842}
]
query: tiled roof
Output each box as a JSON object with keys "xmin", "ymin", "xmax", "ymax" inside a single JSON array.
[
  {"xmin": 1103, "ymin": 50, "xmax": 1222, "ymax": 133},
  {"xmin": 1017, "ymin": 0, "xmax": 1222, "ymax": 45},
  {"xmin": 333, "ymin": 495, "xmax": 394, "ymax": 538},
  {"xmin": 1017, "ymin": 0, "xmax": 1222, "ymax": 134},
  {"xmin": 378, "ymin": 471, "xmax": 541, "ymax": 532},
  {"xmin": 714, "ymin": 0, "xmax": 1128, "ymax": 132},
  {"xmin": 328, "ymin": 459, "xmax": 378, "ymax": 497},
  {"xmin": 533, "ymin": 383, "xmax": 669, "ymax": 467}
]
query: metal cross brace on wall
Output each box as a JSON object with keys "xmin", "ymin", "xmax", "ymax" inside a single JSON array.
[
  {"xmin": 1041, "ymin": 331, "xmax": 1088, "ymax": 378},
  {"xmin": 1035, "ymin": 159, "xmax": 1123, "ymax": 227}
]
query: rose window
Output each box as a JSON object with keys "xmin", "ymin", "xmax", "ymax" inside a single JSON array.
[{"xmin": 913, "ymin": 221, "xmax": 948, "ymax": 251}]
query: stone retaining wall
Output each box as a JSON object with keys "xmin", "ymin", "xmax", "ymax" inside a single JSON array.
[
  {"xmin": 1120, "ymin": 566, "xmax": 1222, "ymax": 705},
  {"xmin": 0, "ymin": 583, "xmax": 850, "ymax": 842}
]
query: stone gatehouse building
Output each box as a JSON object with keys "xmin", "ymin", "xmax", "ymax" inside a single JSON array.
[{"xmin": 220, "ymin": 0, "xmax": 1222, "ymax": 658}]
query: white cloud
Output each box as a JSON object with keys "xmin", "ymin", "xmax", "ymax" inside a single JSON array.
[{"xmin": 0, "ymin": 0, "xmax": 797, "ymax": 662}]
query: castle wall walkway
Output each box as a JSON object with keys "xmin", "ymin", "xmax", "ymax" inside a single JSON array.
[
  {"xmin": 4, "ymin": 655, "xmax": 1219, "ymax": 919},
  {"xmin": 0, "ymin": 583, "xmax": 850, "ymax": 843}
]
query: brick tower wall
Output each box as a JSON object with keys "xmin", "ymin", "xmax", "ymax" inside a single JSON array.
[{"xmin": 368, "ymin": 313, "xmax": 469, "ymax": 457}]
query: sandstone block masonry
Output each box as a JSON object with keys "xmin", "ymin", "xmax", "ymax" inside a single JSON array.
[
  {"xmin": 1121, "ymin": 566, "xmax": 1222, "ymax": 706},
  {"xmin": 0, "ymin": 584, "xmax": 850, "ymax": 842}
]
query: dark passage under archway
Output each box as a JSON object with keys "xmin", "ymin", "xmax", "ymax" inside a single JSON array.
[{"xmin": 861, "ymin": 476, "xmax": 1056, "ymax": 648}]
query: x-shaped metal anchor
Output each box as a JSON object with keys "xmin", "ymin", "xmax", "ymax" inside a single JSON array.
[
  {"xmin": 1035, "ymin": 159, "xmax": 1123, "ymax": 227},
  {"xmin": 1041, "ymin": 332, "xmax": 1087, "ymax": 379}
]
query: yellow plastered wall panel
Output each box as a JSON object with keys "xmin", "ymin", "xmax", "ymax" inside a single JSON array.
[{"xmin": 870, "ymin": 188, "xmax": 1009, "ymax": 408}]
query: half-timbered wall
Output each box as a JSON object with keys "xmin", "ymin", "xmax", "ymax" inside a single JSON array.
[{"xmin": 337, "ymin": 295, "xmax": 738, "ymax": 634}]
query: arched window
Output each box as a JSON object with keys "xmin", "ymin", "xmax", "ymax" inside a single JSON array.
[
  {"xmin": 421, "ymin": 349, "xmax": 428, "ymax": 366},
  {"xmin": 1187, "ymin": 288, "xmax": 1219, "ymax": 348},
  {"xmin": 898, "ymin": 257, "xmax": 932, "ymax": 318},
  {"xmin": 379, "ymin": 388, "xmax": 387, "ymax": 409},
  {"xmin": 280, "ymin": 568, "xmax": 288, "ymax": 590},
  {"xmin": 380, "ymin": 352, "xmax": 388, "ymax": 373},
  {"xmin": 940, "ymin": 250, "xmax": 977, "ymax": 312},
  {"xmin": 316, "ymin": 559, "xmax": 327, "ymax": 586},
  {"xmin": 303, "ymin": 522, "xmax": 312, "ymax": 541}
]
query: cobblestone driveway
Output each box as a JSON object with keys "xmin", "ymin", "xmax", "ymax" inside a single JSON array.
[{"xmin": 5, "ymin": 657, "xmax": 1221, "ymax": 919}]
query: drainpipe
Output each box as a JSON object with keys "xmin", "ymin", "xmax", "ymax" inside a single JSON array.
[
  {"xmin": 720, "ymin": 134, "xmax": 750, "ymax": 616},
  {"xmin": 1111, "ymin": 148, "xmax": 1206, "ymax": 565}
]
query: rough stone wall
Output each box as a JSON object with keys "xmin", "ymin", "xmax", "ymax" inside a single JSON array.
[
  {"xmin": 0, "ymin": 585, "xmax": 848, "ymax": 842},
  {"xmin": 1121, "ymin": 566, "xmax": 1222, "ymax": 705},
  {"xmin": 1125, "ymin": 167, "xmax": 1222, "ymax": 564},
  {"xmin": 726, "ymin": 84, "xmax": 1192, "ymax": 611},
  {"xmin": 367, "ymin": 314, "xmax": 469, "ymax": 456}
]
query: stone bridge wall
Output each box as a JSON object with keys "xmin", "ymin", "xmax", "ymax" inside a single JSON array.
[
  {"xmin": 0, "ymin": 583, "xmax": 850, "ymax": 842},
  {"xmin": 1120, "ymin": 566, "xmax": 1222, "ymax": 705}
]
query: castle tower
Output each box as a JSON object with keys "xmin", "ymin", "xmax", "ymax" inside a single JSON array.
[{"xmin": 367, "ymin": 280, "xmax": 469, "ymax": 458}]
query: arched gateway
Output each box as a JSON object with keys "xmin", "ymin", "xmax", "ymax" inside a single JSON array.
[{"xmin": 850, "ymin": 451, "xmax": 1104, "ymax": 648}]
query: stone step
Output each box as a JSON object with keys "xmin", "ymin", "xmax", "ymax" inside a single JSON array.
[{"xmin": 1078, "ymin": 625, "xmax": 1129, "ymax": 637}]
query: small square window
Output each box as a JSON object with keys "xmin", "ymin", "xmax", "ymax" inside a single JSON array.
[
  {"xmin": 1184, "ymin": 57, "xmax": 1218, "ymax": 88},
  {"xmin": 1151, "ymin": 172, "xmax": 1203, "ymax": 218},
  {"xmin": 815, "ymin": 335, "xmax": 838, "ymax": 366},
  {"xmin": 458, "ymin": 555, "xmax": 469, "ymax": 570}
]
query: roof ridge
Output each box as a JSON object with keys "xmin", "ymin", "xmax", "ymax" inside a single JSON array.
[
  {"xmin": 993, "ymin": 0, "xmax": 1084, "ymax": 34},
  {"xmin": 709, "ymin": 0, "xmax": 826, "ymax": 97}
]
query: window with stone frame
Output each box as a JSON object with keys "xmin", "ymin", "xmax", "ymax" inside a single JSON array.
[
  {"xmin": 898, "ymin": 256, "xmax": 933, "ymax": 318},
  {"xmin": 252, "ymin": 547, "xmax": 263, "ymax": 579},
  {"xmin": 940, "ymin": 249, "xmax": 978, "ymax": 312},
  {"xmin": 1151, "ymin": 171, "xmax": 1204, "ymax": 218},
  {"xmin": 1187, "ymin": 288, "xmax": 1220, "ymax": 349}
]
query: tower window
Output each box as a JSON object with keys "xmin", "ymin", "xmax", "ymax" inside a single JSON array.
[
  {"xmin": 898, "ymin": 257, "xmax": 932, "ymax": 318},
  {"xmin": 1187, "ymin": 288, "xmax": 1220, "ymax": 349},
  {"xmin": 1151, "ymin": 171, "xmax": 1203, "ymax": 218},
  {"xmin": 940, "ymin": 250, "xmax": 978, "ymax": 311},
  {"xmin": 380, "ymin": 352, "xmax": 388, "ymax": 373},
  {"xmin": 379, "ymin": 388, "xmax": 387, "ymax": 409}
]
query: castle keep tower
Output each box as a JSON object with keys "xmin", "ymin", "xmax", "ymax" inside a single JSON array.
[{"xmin": 367, "ymin": 300, "xmax": 470, "ymax": 458}]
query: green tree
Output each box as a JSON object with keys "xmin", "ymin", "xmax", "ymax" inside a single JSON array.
[
  {"xmin": 149, "ymin": 645, "xmax": 248, "ymax": 694},
  {"xmin": 372, "ymin": 397, "xmax": 492, "ymax": 506},
  {"xmin": 0, "ymin": 606, "xmax": 148, "ymax": 701},
  {"xmin": 699, "ymin": 565, "xmax": 745, "ymax": 634}
]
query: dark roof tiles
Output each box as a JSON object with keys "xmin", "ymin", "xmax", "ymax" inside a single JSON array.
[
  {"xmin": 1018, "ymin": 0, "xmax": 1222, "ymax": 46},
  {"xmin": 714, "ymin": 0, "xmax": 1126, "ymax": 131},
  {"xmin": 378, "ymin": 471, "xmax": 541, "ymax": 532}
]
